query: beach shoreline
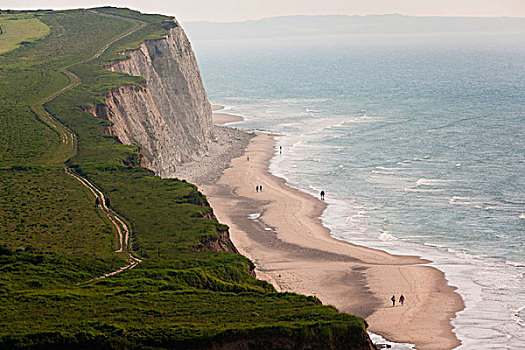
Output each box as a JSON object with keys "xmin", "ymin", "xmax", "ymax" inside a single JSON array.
[
  {"xmin": 212, "ymin": 104, "xmax": 244, "ymax": 124},
  {"xmin": 198, "ymin": 126, "xmax": 465, "ymax": 349}
]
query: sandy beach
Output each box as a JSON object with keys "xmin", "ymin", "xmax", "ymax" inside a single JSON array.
[
  {"xmin": 212, "ymin": 105, "xmax": 244, "ymax": 124},
  {"xmin": 181, "ymin": 111, "xmax": 465, "ymax": 349},
  {"xmin": 170, "ymin": 109, "xmax": 464, "ymax": 350}
]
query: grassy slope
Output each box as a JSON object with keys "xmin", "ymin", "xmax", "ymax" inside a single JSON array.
[
  {"xmin": 0, "ymin": 14, "xmax": 50, "ymax": 54},
  {"xmin": 0, "ymin": 7, "xmax": 370, "ymax": 349}
]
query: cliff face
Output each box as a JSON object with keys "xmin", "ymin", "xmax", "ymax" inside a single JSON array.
[
  {"xmin": 96, "ymin": 20, "xmax": 213, "ymax": 177},
  {"xmin": 84, "ymin": 16, "xmax": 376, "ymax": 350}
]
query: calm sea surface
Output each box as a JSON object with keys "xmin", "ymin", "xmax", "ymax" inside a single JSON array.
[{"xmin": 191, "ymin": 32, "xmax": 525, "ymax": 348}]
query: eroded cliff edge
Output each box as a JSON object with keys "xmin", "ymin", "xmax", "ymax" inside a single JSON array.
[
  {"xmin": 86, "ymin": 16, "xmax": 376, "ymax": 349},
  {"xmin": 90, "ymin": 19, "xmax": 213, "ymax": 177},
  {"xmin": 1, "ymin": 7, "xmax": 377, "ymax": 349}
]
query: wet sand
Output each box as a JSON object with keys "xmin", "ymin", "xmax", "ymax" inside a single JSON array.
[
  {"xmin": 199, "ymin": 130, "xmax": 465, "ymax": 350},
  {"xmin": 212, "ymin": 112, "xmax": 244, "ymax": 124},
  {"xmin": 212, "ymin": 105, "xmax": 244, "ymax": 124}
]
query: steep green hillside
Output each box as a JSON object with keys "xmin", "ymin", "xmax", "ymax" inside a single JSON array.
[{"xmin": 0, "ymin": 7, "xmax": 371, "ymax": 349}]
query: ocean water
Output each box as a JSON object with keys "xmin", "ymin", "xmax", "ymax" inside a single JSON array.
[{"xmin": 191, "ymin": 33, "xmax": 525, "ymax": 348}]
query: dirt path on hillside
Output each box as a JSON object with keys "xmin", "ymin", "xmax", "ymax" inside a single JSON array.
[
  {"xmin": 30, "ymin": 11, "xmax": 147, "ymax": 282},
  {"xmin": 33, "ymin": 11, "xmax": 146, "ymax": 165},
  {"xmin": 65, "ymin": 168, "xmax": 142, "ymax": 283}
]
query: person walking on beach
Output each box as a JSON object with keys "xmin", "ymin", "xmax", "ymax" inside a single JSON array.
[
  {"xmin": 105, "ymin": 196, "xmax": 110, "ymax": 208},
  {"xmin": 256, "ymin": 185, "xmax": 259, "ymax": 193},
  {"xmin": 259, "ymin": 184, "xmax": 263, "ymax": 191},
  {"xmin": 95, "ymin": 197, "xmax": 100, "ymax": 208},
  {"xmin": 247, "ymin": 156, "xmax": 250, "ymax": 161},
  {"xmin": 391, "ymin": 295, "xmax": 396, "ymax": 307},
  {"xmin": 320, "ymin": 190, "xmax": 325, "ymax": 200},
  {"xmin": 399, "ymin": 294, "xmax": 405, "ymax": 306},
  {"xmin": 280, "ymin": 146, "xmax": 282, "ymax": 154}
]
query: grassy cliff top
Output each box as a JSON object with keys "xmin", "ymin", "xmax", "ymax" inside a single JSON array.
[
  {"xmin": 0, "ymin": 7, "xmax": 370, "ymax": 349},
  {"xmin": 0, "ymin": 13, "xmax": 50, "ymax": 54}
]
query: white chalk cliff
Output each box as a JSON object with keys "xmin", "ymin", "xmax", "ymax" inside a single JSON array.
[{"xmin": 92, "ymin": 19, "xmax": 213, "ymax": 177}]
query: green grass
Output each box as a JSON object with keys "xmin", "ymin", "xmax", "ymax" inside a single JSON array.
[
  {"xmin": 1, "ymin": 290, "xmax": 367, "ymax": 348},
  {"xmin": 0, "ymin": 7, "xmax": 370, "ymax": 349},
  {"xmin": 0, "ymin": 14, "xmax": 50, "ymax": 55},
  {"xmin": 0, "ymin": 244, "xmax": 369, "ymax": 348},
  {"xmin": 0, "ymin": 10, "xmax": 135, "ymax": 166},
  {"xmin": 0, "ymin": 105, "xmax": 58, "ymax": 165},
  {"xmin": 0, "ymin": 167, "xmax": 120, "ymax": 255}
]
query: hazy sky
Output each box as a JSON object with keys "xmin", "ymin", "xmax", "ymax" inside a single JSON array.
[{"xmin": 2, "ymin": 0, "xmax": 524, "ymax": 22}]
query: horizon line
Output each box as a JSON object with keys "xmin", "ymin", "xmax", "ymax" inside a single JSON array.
[
  {"xmin": 1, "ymin": 7, "xmax": 524, "ymax": 23},
  {"xmin": 185, "ymin": 13, "xmax": 525, "ymax": 24}
]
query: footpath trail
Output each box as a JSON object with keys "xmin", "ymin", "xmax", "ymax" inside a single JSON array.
[
  {"xmin": 32, "ymin": 11, "xmax": 145, "ymax": 165},
  {"xmin": 65, "ymin": 168, "xmax": 142, "ymax": 283},
  {"xmin": 30, "ymin": 11, "xmax": 147, "ymax": 282}
]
